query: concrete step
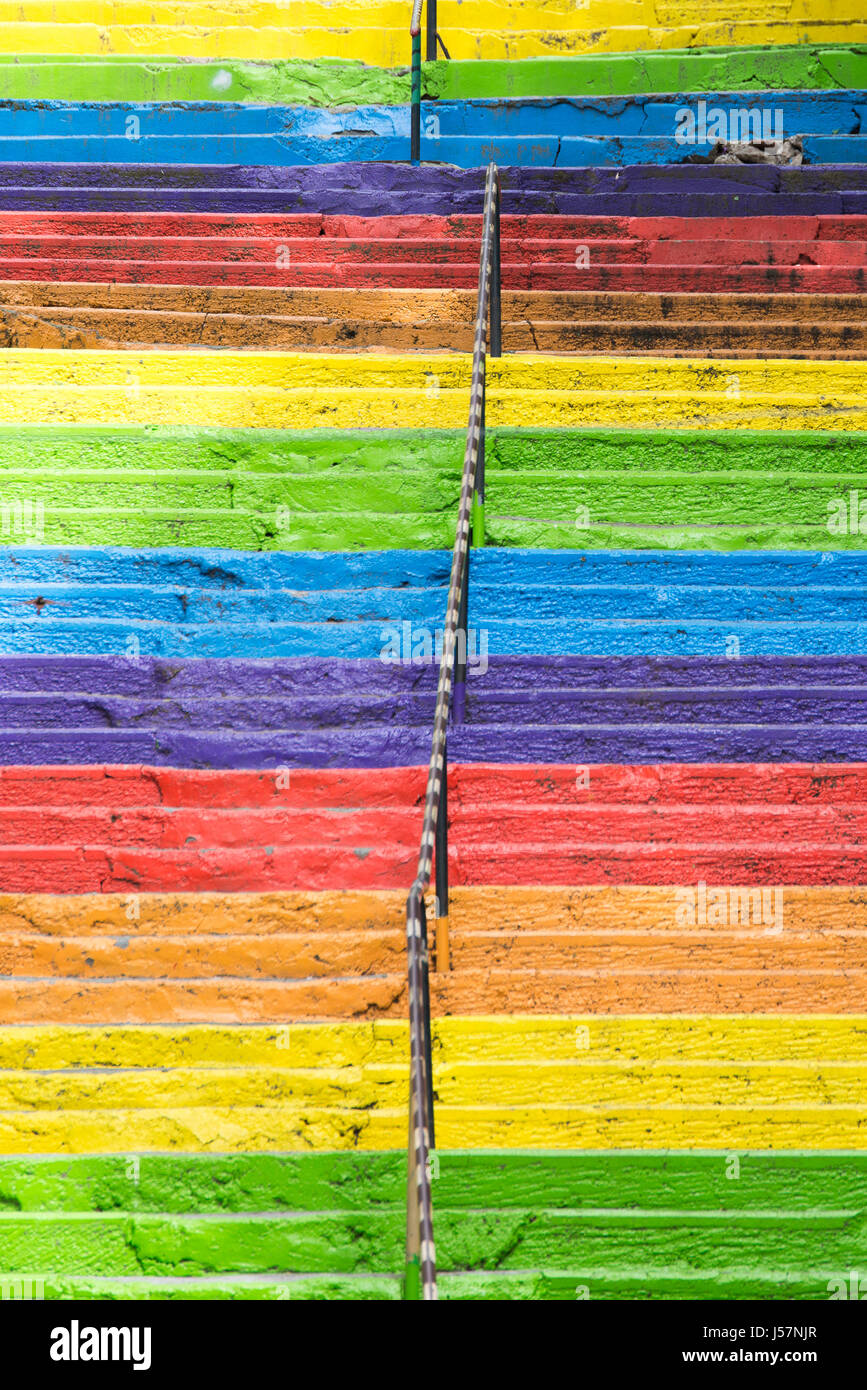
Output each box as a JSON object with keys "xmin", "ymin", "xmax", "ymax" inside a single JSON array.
[
  {"xmin": 0, "ymin": 761, "xmax": 866, "ymax": 895},
  {"xmin": 0, "ymin": 1152, "xmax": 862, "ymax": 1299},
  {"xmin": 0, "ymin": 1018, "xmax": 863, "ymax": 1150},
  {"xmin": 0, "ymin": 425, "xmax": 866, "ymax": 550},
  {"xmin": 0, "ymin": 882, "xmax": 863, "ymax": 1017},
  {"xmin": 6, "ymin": 546, "xmax": 867, "ymax": 659},
  {"xmin": 2, "ymin": 45, "xmax": 864, "ymax": 104},
  {"xmin": 0, "ymin": 284, "xmax": 863, "ymax": 355},
  {"xmin": 2, "ymin": 94, "xmax": 864, "ymax": 166},
  {"xmin": 5, "ymin": 651, "xmax": 867, "ymax": 763},
  {"xmin": 0, "ymin": 162, "xmax": 864, "ymax": 217},
  {"xmin": 0, "ymin": 349, "xmax": 859, "ymax": 434},
  {"xmin": 0, "ymin": 0, "xmax": 861, "ymax": 65}
]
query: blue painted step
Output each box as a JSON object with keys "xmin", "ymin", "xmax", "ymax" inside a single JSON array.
[
  {"xmin": 2, "ymin": 548, "xmax": 867, "ymax": 658},
  {"xmin": 1, "ymin": 94, "xmax": 863, "ymax": 166}
]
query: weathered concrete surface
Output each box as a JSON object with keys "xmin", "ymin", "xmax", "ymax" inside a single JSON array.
[
  {"xmin": 0, "ymin": 349, "xmax": 861, "ymax": 433},
  {"xmin": 15, "ymin": 1153, "xmax": 867, "ymax": 1299},
  {"xmin": 0, "ymin": 163, "xmax": 864, "ymax": 216},
  {"xmin": 4, "ymin": 1199, "xmax": 867, "ymax": 1275},
  {"xmin": 6, "ymin": 651, "xmax": 867, "ymax": 765},
  {"xmin": 1, "ymin": 94, "xmax": 863, "ymax": 167},
  {"xmin": 0, "ymin": 0, "xmax": 863, "ymax": 66},
  {"xmin": 1, "ymin": 284, "xmax": 864, "ymax": 356},
  {"xmin": 2, "ymin": 762, "xmax": 867, "ymax": 895},
  {"xmin": 4, "ymin": 1149, "xmax": 866, "ymax": 1213},
  {"xmin": 5, "ymin": 290, "xmax": 863, "ymax": 358},
  {"xmin": 1, "ymin": 210, "xmax": 864, "ymax": 238},
  {"xmin": 2, "ymin": 883, "xmax": 866, "ymax": 939},
  {"xmin": 0, "ymin": 56, "xmax": 416, "ymax": 105},
  {"xmin": 5, "ymin": 546, "xmax": 867, "ymax": 661},
  {"xmin": 428, "ymin": 46, "xmax": 867, "ymax": 98},
  {"xmin": 0, "ymin": 1018, "xmax": 864, "ymax": 1152},
  {"xmin": 4, "ymin": 262, "xmax": 863, "ymax": 291},
  {"xmin": 1, "ymin": 47, "xmax": 864, "ymax": 104},
  {"xmin": 0, "ymin": 883, "xmax": 866, "ymax": 1017},
  {"xmin": 0, "ymin": 305, "xmax": 863, "ymax": 356},
  {"xmin": 5, "ymin": 1150, "xmax": 856, "ymax": 1301}
]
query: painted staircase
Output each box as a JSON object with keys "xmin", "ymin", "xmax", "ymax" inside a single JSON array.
[{"xmin": 1, "ymin": 0, "xmax": 867, "ymax": 1304}]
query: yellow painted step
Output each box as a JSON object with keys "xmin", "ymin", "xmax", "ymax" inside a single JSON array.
[
  {"xmin": 1, "ymin": 349, "xmax": 863, "ymax": 391},
  {"xmin": 0, "ymin": 1061, "xmax": 863, "ymax": 1111},
  {"xmin": 4, "ymin": 1018, "xmax": 867, "ymax": 1070},
  {"xmin": 3, "ymin": 1105, "xmax": 862, "ymax": 1153},
  {"xmin": 0, "ymin": 1, "xmax": 860, "ymax": 62},
  {"xmin": 0, "ymin": 1019, "xmax": 865, "ymax": 1152},
  {"xmin": 0, "ymin": 351, "xmax": 861, "ymax": 431},
  {"xmin": 0, "ymin": 0, "xmax": 851, "ymax": 23}
]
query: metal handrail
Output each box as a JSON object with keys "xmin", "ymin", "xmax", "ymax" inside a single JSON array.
[
  {"xmin": 410, "ymin": 0, "xmax": 438, "ymax": 60},
  {"xmin": 404, "ymin": 162, "xmax": 502, "ymax": 1302},
  {"xmin": 410, "ymin": 0, "xmax": 423, "ymax": 165},
  {"xmin": 410, "ymin": 0, "xmax": 449, "ymax": 164}
]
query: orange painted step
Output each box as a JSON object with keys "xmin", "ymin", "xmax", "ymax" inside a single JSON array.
[
  {"xmin": 0, "ymin": 885, "xmax": 865, "ymax": 1021},
  {"xmin": 1, "ymin": 283, "xmax": 863, "ymax": 356}
]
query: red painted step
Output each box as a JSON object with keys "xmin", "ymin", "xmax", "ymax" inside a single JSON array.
[
  {"xmin": 3, "ymin": 260, "xmax": 864, "ymax": 291},
  {"xmin": 0, "ymin": 212, "xmax": 863, "ymax": 291},
  {"xmin": 0, "ymin": 765, "xmax": 424, "ymax": 809},
  {"xmin": 0, "ymin": 212, "xmax": 864, "ymax": 242},
  {"xmin": 0, "ymin": 236, "xmax": 863, "ymax": 266},
  {"xmin": 1, "ymin": 764, "xmax": 865, "ymax": 892}
]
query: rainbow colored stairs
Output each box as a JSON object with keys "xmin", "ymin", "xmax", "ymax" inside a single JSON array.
[{"xmin": 1, "ymin": 0, "xmax": 867, "ymax": 1303}]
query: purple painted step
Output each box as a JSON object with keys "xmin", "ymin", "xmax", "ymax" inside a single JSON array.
[
  {"xmin": 6, "ymin": 654, "xmax": 867, "ymax": 693},
  {"xmin": 0, "ymin": 162, "xmax": 865, "ymax": 214},
  {"xmin": 3, "ymin": 655, "xmax": 867, "ymax": 766}
]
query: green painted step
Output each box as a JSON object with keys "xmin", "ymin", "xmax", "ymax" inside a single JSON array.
[
  {"xmin": 1, "ymin": 426, "xmax": 866, "ymax": 551},
  {"xmin": 25, "ymin": 1271, "xmax": 854, "ymax": 1300},
  {"xmin": 0, "ymin": 46, "xmax": 862, "ymax": 104},
  {"xmin": 426, "ymin": 45, "xmax": 867, "ymax": 100},
  {"xmin": 2, "ymin": 1207, "xmax": 866, "ymax": 1277},
  {"xmin": 3, "ymin": 1151, "xmax": 867, "ymax": 1213},
  {"xmin": 0, "ymin": 56, "xmax": 413, "ymax": 105},
  {"xmin": 1, "ymin": 1154, "xmax": 863, "ymax": 1300}
]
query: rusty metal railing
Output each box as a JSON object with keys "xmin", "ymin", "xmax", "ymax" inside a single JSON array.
[{"xmin": 403, "ymin": 162, "xmax": 502, "ymax": 1301}]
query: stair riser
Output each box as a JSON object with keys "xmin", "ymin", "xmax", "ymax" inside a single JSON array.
[
  {"xmin": 0, "ymin": 163, "xmax": 863, "ymax": 221},
  {"xmin": 0, "ymin": 134, "xmax": 861, "ymax": 166},
  {"xmin": 4, "ymin": 261, "xmax": 865, "ymax": 292},
  {"xmin": 4, "ymin": 1150, "xmax": 865, "ymax": 1213},
  {"xmin": 2, "ymin": 212, "xmax": 865, "ymax": 240},
  {"xmin": 8, "ymin": 311, "xmax": 866, "ymax": 356},
  {"xmin": 2, "ymin": 1208, "xmax": 866, "ymax": 1277},
  {"xmin": 4, "ymin": 46, "xmax": 864, "ymax": 104},
  {"xmin": 3, "ymin": 17, "xmax": 863, "ymax": 66},
  {"xmin": 4, "ymin": 236, "xmax": 866, "ymax": 264},
  {"xmin": 2, "ymin": 92, "xmax": 861, "ymax": 139}
]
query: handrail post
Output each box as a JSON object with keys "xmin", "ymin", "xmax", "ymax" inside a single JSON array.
[
  {"xmin": 410, "ymin": 20, "xmax": 421, "ymax": 165},
  {"xmin": 490, "ymin": 171, "xmax": 502, "ymax": 358},
  {"xmin": 434, "ymin": 740, "xmax": 450, "ymax": 971},
  {"xmin": 472, "ymin": 387, "xmax": 486, "ymax": 548},
  {"xmin": 453, "ymin": 547, "xmax": 469, "ymax": 725},
  {"xmin": 426, "ymin": 0, "xmax": 437, "ymax": 62},
  {"xmin": 419, "ymin": 898, "xmax": 435, "ymax": 1149},
  {"xmin": 405, "ymin": 1111, "xmax": 422, "ymax": 1299},
  {"xmin": 404, "ymin": 888, "xmax": 436, "ymax": 1301}
]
